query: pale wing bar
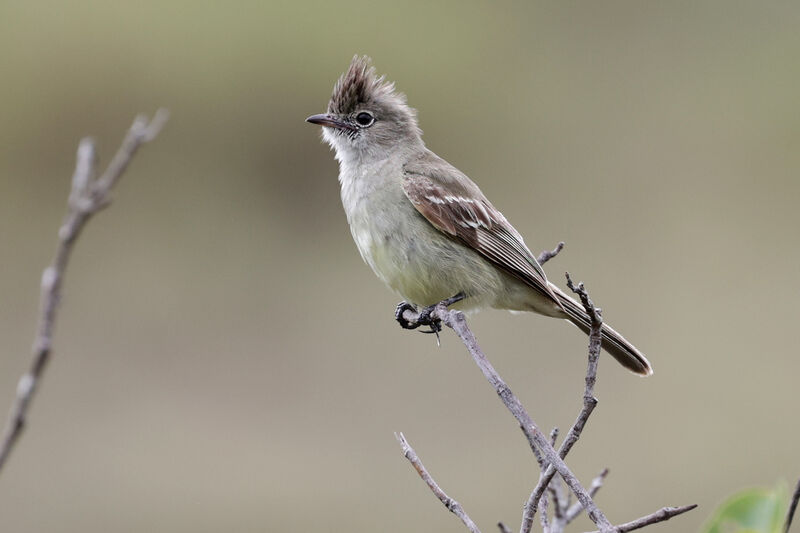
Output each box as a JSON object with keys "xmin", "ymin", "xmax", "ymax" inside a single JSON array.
[{"xmin": 402, "ymin": 172, "xmax": 557, "ymax": 302}]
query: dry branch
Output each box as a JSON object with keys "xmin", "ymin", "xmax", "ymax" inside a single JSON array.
[
  {"xmin": 520, "ymin": 273, "xmax": 603, "ymax": 533},
  {"xmin": 399, "ymin": 303, "xmax": 616, "ymax": 532},
  {"xmin": 537, "ymin": 242, "xmax": 565, "ymax": 266},
  {"xmin": 583, "ymin": 504, "xmax": 697, "ymax": 533},
  {"xmin": 0, "ymin": 110, "xmax": 169, "ymax": 476},
  {"xmin": 396, "ymin": 273, "xmax": 695, "ymax": 532},
  {"xmin": 396, "ymin": 432, "xmax": 481, "ymax": 533},
  {"xmin": 566, "ymin": 469, "xmax": 609, "ymax": 523}
]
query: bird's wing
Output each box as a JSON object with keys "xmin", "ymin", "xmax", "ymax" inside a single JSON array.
[{"xmin": 402, "ymin": 153, "xmax": 559, "ymax": 304}]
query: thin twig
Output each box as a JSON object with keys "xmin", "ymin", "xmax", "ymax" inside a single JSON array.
[
  {"xmin": 520, "ymin": 274, "xmax": 603, "ymax": 533},
  {"xmin": 549, "ymin": 477, "xmax": 567, "ymax": 533},
  {"xmin": 498, "ymin": 523, "xmax": 512, "ymax": 533},
  {"xmin": 0, "ymin": 110, "xmax": 169, "ymax": 476},
  {"xmin": 540, "ymin": 429, "xmax": 558, "ymax": 532},
  {"xmin": 537, "ymin": 242, "xmax": 565, "ymax": 265},
  {"xmin": 785, "ymin": 477, "xmax": 800, "ymax": 533},
  {"xmin": 583, "ymin": 505, "xmax": 697, "ymax": 533},
  {"xmin": 548, "ymin": 483, "xmax": 563, "ymax": 520},
  {"xmin": 401, "ymin": 306, "xmax": 616, "ymax": 533},
  {"xmin": 539, "ymin": 494, "xmax": 551, "ymax": 533},
  {"xmin": 566, "ymin": 469, "xmax": 609, "ymax": 523},
  {"xmin": 396, "ymin": 432, "xmax": 481, "ymax": 533}
]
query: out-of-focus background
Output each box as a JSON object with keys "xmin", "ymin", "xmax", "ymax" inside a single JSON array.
[{"xmin": 0, "ymin": 1, "xmax": 798, "ymax": 531}]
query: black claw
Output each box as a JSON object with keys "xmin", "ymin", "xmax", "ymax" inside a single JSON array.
[
  {"xmin": 416, "ymin": 305, "xmax": 440, "ymax": 333},
  {"xmin": 395, "ymin": 293, "xmax": 467, "ymax": 345},
  {"xmin": 395, "ymin": 301, "xmax": 419, "ymax": 330}
]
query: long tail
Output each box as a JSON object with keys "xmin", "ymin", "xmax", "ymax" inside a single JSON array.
[{"xmin": 549, "ymin": 284, "xmax": 653, "ymax": 376}]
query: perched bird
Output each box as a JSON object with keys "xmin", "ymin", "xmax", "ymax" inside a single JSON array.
[{"xmin": 306, "ymin": 56, "xmax": 652, "ymax": 376}]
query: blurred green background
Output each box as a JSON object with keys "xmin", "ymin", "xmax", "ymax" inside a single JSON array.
[{"xmin": 0, "ymin": 1, "xmax": 798, "ymax": 531}]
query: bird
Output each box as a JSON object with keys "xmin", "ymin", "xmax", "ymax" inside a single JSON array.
[{"xmin": 306, "ymin": 55, "xmax": 652, "ymax": 376}]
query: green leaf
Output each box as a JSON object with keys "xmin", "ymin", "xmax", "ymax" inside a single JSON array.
[{"xmin": 702, "ymin": 484, "xmax": 788, "ymax": 533}]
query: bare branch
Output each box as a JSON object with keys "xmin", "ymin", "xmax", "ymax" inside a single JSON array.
[
  {"xmin": 566, "ymin": 469, "xmax": 609, "ymax": 523},
  {"xmin": 537, "ymin": 242, "xmax": 565, "ymax": 265},
  {"xmin": 538, "ymin": 493, "xmax": 551, "ymax": 533},
  {"xmin": 396, "ymin": 432, "xmax": 481, "ymax": 533},
  {"xmin": 498, "ymin": 523, "xmax": 512, "ymax": 533},
  {"xmin": 520, "ymin": 274, "xmax": 603, "ymax": 533},
  {"xmin": 92, "ymin": 109, "xmax": 170, "ymax": 194},
  {"xmin": 397, "ymin": 280, "xmax": 695, "ymax": 533},
  {"xmin": 549, "ymin": 475, "xmax": 568, "ymax": 533},
  {"xmin": 785, "ymin": 477, "xmax": 800, "ymax": 533},
  {"xmin": 583, "ymin": 505, "xmax": 697, "ymax": 533},
  {"xmin": 0, "ymin": 110, "xmax": 168, "ymax": 476},
  {"xmin": 401, "ymin": 305, "xmax": 616, "ymax": 533}
]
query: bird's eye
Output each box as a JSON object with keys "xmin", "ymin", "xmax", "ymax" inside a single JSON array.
[{"xmin": 355, "ymin": 112, "xmax": 375, "ymax": 127}]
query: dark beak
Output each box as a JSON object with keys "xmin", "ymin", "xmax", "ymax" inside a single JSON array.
[{"xmin": 305, "ymin": 113, "xmax": 356, "ymax": 132}]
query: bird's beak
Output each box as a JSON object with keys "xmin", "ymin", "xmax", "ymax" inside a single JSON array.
[{"xmin": 305, "ymin": 113, "xmax": 356, "ymax": 132}]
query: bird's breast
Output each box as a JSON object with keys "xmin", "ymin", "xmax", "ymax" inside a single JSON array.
[{"xmin": 337, "ymin": 157, "xmax": 516, "ymax": 309}]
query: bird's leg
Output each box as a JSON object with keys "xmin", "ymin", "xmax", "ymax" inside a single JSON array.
[{"xmin": 439, "ymin": 292, "xmax": 467, "ymax": 308}]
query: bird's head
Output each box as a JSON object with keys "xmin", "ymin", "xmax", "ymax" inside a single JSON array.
[{"xmin": 306, "ymin": 55, "xmax": 422, "ymax": 162}]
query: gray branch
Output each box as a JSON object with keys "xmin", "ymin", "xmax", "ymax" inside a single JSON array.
[
  {"xmin": 566, "ymin": 469, "xmax": 609, "ymax": 523},
  {"xmin": 520, "ymin": 273, "xmax": 603, "ymax": 533},
  {"xmin": 539, "ymin": 494, "xmax": 551, "ymax": 533},
  {"xmin": 0, "ymin": 110, "xmax": 169, "ymax": 476},
  {"xmin": 537, "ymin": 242, "xmax": 565, "ymax": 266},
  {"xmin": 583, "ymin": 505, "xmax": 697, "ymax": 533},
  {"xmin": 397, "ymin": 274, "xmax": 695, "ymax": 532},
  {"xmin": 400, "ymin": 305, "xmax": 617, "ymax": 532},
  {"xmin": 396, "ymin": 432, "xmax": 481, "ymax": 533}
]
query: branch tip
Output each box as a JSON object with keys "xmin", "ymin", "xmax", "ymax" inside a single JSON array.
[
  {"xmin": 537, "ymin": 241, "xmax": 565, "ymax": 265},
  {"xmin": 585, "ymin": 504, "xmax": 697, "ymax": 533},
  {"xmin": 141, "ymin": 108, "xmax": 170, "ymax": 141}
]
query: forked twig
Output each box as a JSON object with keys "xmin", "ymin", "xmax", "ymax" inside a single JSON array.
[
  {"xmin": 0, "ymin": 110, "xmax": 169, "ymax": 476},
  {"xmin": 397, "ymin": 273, "xmax": 696, "ymax": 532},
  {"xmin": 400, "ymin": 303, "xmax": 616, "ymax": 532},
  {"xmin": 520, "ymin": 273, "xmax": 603, "ymax": 533},
  {"xmin": 566, "ymin": 469, "xmax": 609, "ymax": 523}
]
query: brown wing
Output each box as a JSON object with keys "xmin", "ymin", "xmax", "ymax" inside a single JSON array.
[{"xmin": 402, "ymin": 156, "xmax": 559, "ymax": 305}]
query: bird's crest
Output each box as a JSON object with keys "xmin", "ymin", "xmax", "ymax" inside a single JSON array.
[{"xmin": 328, "ymin": 55, "xmax": 404, "ymax": 114}]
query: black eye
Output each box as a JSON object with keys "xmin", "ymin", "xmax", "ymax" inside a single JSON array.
[{"xmin": 355, "ymin": 111, "xmax": 374, "ymax": 127}]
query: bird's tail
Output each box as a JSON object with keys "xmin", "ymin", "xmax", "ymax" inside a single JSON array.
[{"xmin": 549, "ymin": 284, "xmax": 653, "ymax": 376}]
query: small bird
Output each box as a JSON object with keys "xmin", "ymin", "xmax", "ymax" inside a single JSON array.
[{"xmin": 307, "ymin": 56, "xmax": 652, "ymax": 376}]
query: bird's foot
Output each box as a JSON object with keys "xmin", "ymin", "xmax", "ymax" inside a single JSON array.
[
  {"xmin": 417, "ymin": 305, "xmax": 443, "ymax": 335},
  {"xmin": 394, "ymin": 300, "xmax": 442, "ymax": 338},
  {"xmin": 395, "ymin": 301, "xmax": 419, "ymax": 330},
  {"xmin": 395, "ymin": 293, "xmax": 467, "ymax": 345}
]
